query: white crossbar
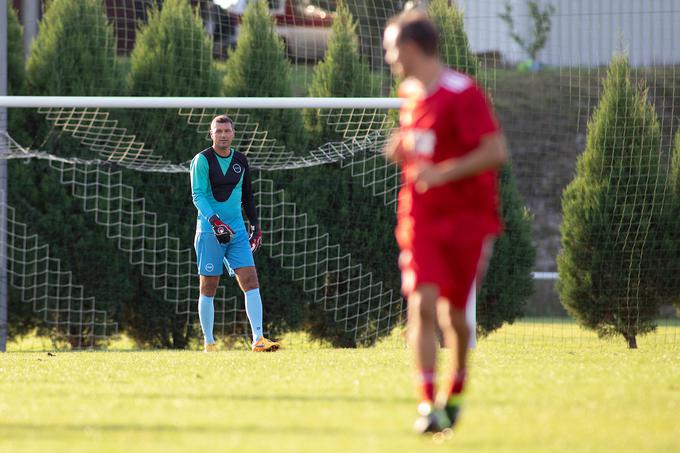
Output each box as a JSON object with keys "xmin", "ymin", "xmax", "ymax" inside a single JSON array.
[{"xmin": 0, "ymin": 96, "xmax": 403, "ymax": 109}]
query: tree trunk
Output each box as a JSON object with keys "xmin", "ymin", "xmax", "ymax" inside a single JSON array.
[{"xmin": 624, "ymin": 333, "xmax": 638, "ymax": 349}]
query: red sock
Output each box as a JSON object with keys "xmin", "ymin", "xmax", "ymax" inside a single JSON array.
[
  {"xmin": 449, "ymin": 368, "xmax": 466, "ymax": 397},
  {"xmin": 418, "ymin": 368, "xmax": 435, "ymax": 402}
]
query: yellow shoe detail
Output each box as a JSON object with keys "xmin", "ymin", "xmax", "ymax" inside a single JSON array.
[{"xmin": 251, "ymin": 336, "xmax": 280, "ymax": 352}]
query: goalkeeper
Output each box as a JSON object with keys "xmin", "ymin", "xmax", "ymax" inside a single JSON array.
[{"xmin": 190, "ymin": 114, "xmax": 279, "ymax": 352}]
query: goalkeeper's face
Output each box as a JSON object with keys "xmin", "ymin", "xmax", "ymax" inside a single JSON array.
[{"xmin": 210, "ymin": 121, "xmax": 235, "ymax": 152}]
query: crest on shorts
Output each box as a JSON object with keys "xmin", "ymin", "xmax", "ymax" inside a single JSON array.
[{"xmin": 205, "ymin": 263, "xmax": 214, "ymax": 272}]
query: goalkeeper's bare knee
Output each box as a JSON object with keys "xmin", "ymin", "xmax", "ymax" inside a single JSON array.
[{"xmin": 199, "ymin": 275, "xmax": 220, "ymax": 296}]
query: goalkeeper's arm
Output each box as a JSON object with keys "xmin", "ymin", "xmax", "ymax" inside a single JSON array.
[
  {"xmin": 241, "ymin": 156, "xmax": 262, "ymax": 252},
  {"xmin": 190, "ymin": 154, "xmax": 216, "ymax": 221},
  {"xmin": 190, "ymin": 154, "xmax": 234, "ymax": 244}
]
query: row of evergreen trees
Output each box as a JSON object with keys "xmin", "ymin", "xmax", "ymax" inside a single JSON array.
[{"xmin": 5, "ymin": 0, "xmax": 535, "ymax": 348}]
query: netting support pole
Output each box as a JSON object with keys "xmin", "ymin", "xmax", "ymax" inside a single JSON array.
[
  {"xmin": 21, "ymin": 0, "xmax": 39, "ymax": 60},
  {"xmin": 0, "ymin": 0, "xmax": 8, "ymax": 352},
  {"xmin": 467, "ymin": 279, "xmax": 476, "ymax": 349}
]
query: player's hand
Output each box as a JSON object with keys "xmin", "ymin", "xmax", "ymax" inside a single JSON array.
[
  {"xmin": 384, "ymin": 131, "xmax": 405, "ymax": 163},
  {"xmin": 209, "ymin": 215, "xmax": 234, "ymax": 244},
  {"xmin": 414, "ymin": 163, "xmax": 447, "ymax": 193},
  {"xmin": 249, "ymin": 224, "xmax": 262, "ymax": 253}
]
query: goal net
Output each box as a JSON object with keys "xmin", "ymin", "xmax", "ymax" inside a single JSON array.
[{"xmin": 2, "ymin": 0, "xmax": 679, "ymax": 349}]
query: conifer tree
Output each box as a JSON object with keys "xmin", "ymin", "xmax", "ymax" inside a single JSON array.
[
  {"xmin": 558, "ymin": 56, "xmax": 666, "ymax": 348},
  {"xmin": 430, "ymin": 0, "xmax": 535, "ymax": 335},
  {"xmin": 305, "ymin": 0, "xmax": 371, "ymax": 143},
  {"xmin": 27, "ymin": 0, "xmax": 120, "ymax": 96},
  {"xmin": 478, "ymin": 164, "xmax": 535, "ymax": 335},
  {"xmin": 428, "ymin": 0, "xmax": 479, "ymax": 77},
  {"xmin": 124, "ymin": 0, "xmax": 224, "ymax": 347},
  {"xmin": 7, "ymin": 3, "xmax": 25, "ymax": 95},
  {"xmin": 666, "ymin": 128, "xmax": 680, "ymax": 314},
  {"xmin": 223, "ymin": 0, "xmax": 306, "ymax": 150},
  {"xmin": 128, "ymin": 0, "xmax": 220, "ymax": 100},
  {"xmin": 7, "ymin": 2, "xmax": 29, "ymax": 143},
  {"xmin": 19, "ymin": 0, "xmax": 130, "ymax": 347}
]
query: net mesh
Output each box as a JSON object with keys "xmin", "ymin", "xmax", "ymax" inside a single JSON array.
[
  {"xmin": 2, "ymin": 0, "xmax": 680, "ymax": 348},
  {"xmin": 1, "ymin": 185, "xmax": 117, "ymax": 348}
]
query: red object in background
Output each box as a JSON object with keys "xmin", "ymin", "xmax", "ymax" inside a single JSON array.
[
  {"xmin": 220, "ymin": 0, "xmax": 334, "ymax": 60},
  {"xmin": 11, "ymin": 0, "xmax": 333, "ymax": 60}
]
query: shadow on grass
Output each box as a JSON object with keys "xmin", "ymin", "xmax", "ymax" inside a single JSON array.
[
  {"xmin": 76, "ymin": 392, "xmax": 413, "ymax": 405},
  {"xmin": 0, "ymin": 421, "xmax": 394, "ymax": 437}
]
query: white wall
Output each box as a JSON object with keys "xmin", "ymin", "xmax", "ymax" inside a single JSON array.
[{"xmin": 456, "ymin": 0, "xmax": 680, "ymax": 67}]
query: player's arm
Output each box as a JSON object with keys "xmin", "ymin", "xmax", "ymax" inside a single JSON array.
[
  {"xmin": 190, "ymin": 154, "xmax": 216, "ymax": 220},
  {"xmin": 241, "ymin": 156, "xmax": 262, "ymax": 252},
  {"xmin": 414, "ymin": 85, "xmax": 507, "ymax": 192},
  {"xmin": 414, "ymin": 133, "xmax": 507, "ymax": 193},
  {"xmin": 384, "ymin": 129, "xmax": 405, "ymax": 164},
  {"xmin": 191, "ymin": 154, "xmax": 234, "ymax": 244}
]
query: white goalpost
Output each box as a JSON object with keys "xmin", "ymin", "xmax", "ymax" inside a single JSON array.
[
  {"xmin": 0, "ymin": 96, "xmax": 402, "ymax": 109},
  {"xmin": 1, "ymin": 95, "xmax": 414, "ymax": 347}
]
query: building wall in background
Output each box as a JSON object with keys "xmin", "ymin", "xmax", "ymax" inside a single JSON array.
[
  {"xmin": 458, "ymin": 0, "xmax": 680, "ymax": 67},
  {"xmin": 13, "ymin": 0, "xmax": 680, "ymax": 67}
]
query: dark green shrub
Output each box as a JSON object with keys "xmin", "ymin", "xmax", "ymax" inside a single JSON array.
[{"xmin": 478, "ymin": 164, "xmax": 535, "ymax": 335}]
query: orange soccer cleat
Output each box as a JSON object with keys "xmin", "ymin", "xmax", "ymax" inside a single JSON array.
[
  {"xmin": 204, "ymin": 343, "xmax": 218, "ymax": 353},
  {"xmin": 251, "ymin": 336, "xmax": 280, "ymax": 352}
]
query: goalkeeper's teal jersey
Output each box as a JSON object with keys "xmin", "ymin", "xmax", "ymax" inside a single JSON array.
[{"xmin": 190, "ymin": 147, "xmax": 258, "ymax": 235}]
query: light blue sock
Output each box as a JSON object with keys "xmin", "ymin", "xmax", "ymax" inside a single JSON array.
[
  {"xmin": 198, "ymin": 294, "xmax": 215, "ymax": 344},
  {"xmin": 244, "ymin": 288, "xmax": 263, "ymax": 342}
]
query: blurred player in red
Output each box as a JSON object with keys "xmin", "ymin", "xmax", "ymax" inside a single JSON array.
[{"xmin": 383, "ymin": 9, "xmax": 508, "ymax": 434}]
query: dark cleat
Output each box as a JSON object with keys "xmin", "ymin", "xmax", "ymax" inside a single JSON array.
[
  {"xmin": 413, "ymin": 401, "xmax": 451, "ymax": 434},
  {"xmin": 437, "ymin": 393, "xmax": 463, "ymax": 429}
]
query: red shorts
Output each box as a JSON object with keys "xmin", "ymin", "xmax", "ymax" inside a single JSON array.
[{"xmin": 398, "ymin": 233, "xmax": 492, "ymax": 310}]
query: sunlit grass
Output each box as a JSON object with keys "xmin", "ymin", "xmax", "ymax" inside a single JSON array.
[{"xmin": 2, "ymin": 321, "xmax": 679, "ymax": 452}]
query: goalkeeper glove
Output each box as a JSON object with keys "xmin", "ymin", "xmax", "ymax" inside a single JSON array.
[
  {"xmin": 209, "ymin": 215, "xmax": 234, "ymax": 244},
  {"xmin": 249, "ymin": 224, "xmax": 262, "ymax": 253}
]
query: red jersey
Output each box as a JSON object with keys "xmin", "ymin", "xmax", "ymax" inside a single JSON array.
[{"xmin": 395, "ymin": 69, "xmax": 502, "ymax": 249}]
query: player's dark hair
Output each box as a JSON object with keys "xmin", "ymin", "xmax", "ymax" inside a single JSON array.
[
  {"xmin": 387, "ymin": 10, "xmax": 438, "ymax": 57},
  {"xmin": 211, "ymin": 114, "xmax": 234, "ymax": 128}
]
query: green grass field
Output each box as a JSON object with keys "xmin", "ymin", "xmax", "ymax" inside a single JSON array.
[{"xmin": 2, "ymin": 322, "xmax": 680, "ymax": 453}]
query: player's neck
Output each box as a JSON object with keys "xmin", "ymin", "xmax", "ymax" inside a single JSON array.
[
  {"xmin": 213, "ymin": 145, "xmax": 232, "ymax": 157},
  {"xmin": 412, "ymin": 60, "xmax": 443, "ymax": 95}
]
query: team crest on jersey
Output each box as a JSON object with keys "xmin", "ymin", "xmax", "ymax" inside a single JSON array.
[
  {"xmin": 233, "ymin": 163, "xmax": 242, "ymax": 174},
  {"xmin": 404, "ymin": 129, "xmax": 436, "ymax": 157}
]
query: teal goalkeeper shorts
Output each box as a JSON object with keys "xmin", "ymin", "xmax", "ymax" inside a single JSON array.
[{"xmin": 194, "ymin": 230, "xmax": 255, "ymax": 277}]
